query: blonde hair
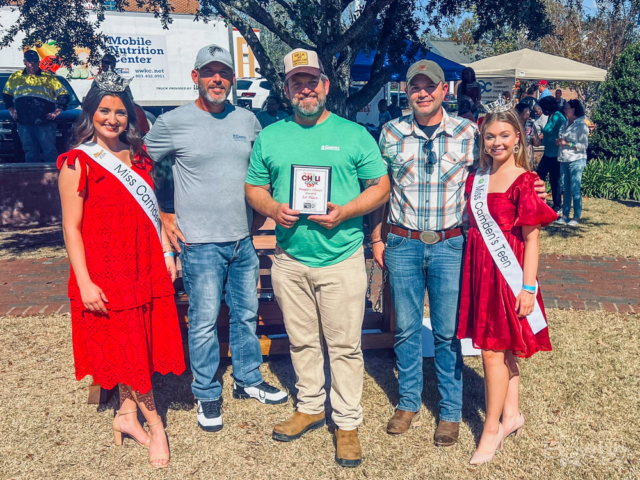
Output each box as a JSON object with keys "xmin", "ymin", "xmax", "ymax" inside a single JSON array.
[{"xmin": 479, "ymin": 109, "xmax": 531, "ymax": 171}]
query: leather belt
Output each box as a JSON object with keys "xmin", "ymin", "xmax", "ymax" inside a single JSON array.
[{"xmin": 390, "ymin": 225, "xmax": 463, "ymax": 245}]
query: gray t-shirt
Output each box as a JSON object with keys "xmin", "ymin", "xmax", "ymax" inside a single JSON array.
[{"xmin": 145, "ymin": 102, "xmax": 261, "ymax": 243}]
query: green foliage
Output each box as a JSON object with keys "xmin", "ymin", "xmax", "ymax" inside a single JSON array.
[
  {"xmin": 590, "ymin": 42, "xmax": 640, "ymax": 160},
  {"xmin": 581, "ymin": 158, "xmax": 640, "ymax": 200}
]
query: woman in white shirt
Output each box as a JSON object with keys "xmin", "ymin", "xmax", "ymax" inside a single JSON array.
[{"xmin": 555, "ymin": 99, "xmax": 589, "ymax": 226}]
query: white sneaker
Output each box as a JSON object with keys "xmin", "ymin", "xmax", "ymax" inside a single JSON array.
[
  {"xmin": 555, "ymin": 217, "xmax": 569, "ymax": 225},
  {"xmin": 197, "ymin": 399, "xmax": 223, "ymax": 432},
  {"xmin": 568, "ymin": 218, "xmax": 580, "ymax": 227},
  {"xmin": 233, "ymin": 381, "xmax": 288, "ymax": 405}
]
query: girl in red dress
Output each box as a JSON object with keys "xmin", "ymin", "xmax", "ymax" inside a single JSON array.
[
  {"xmin": 457, "ymin": 109, "xmax": 556, "ymax": 465},
  {"xmin": 58, "ymin": 74, "xmax": 185, "ymax": 468}
]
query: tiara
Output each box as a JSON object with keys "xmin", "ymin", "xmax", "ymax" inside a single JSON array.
[
  {"xmin": 481, "ymin": 98, "xmax": 514, "ymax": 114},
  {"xmin": 94, "ymin": 71, "xmax": 133, "ymax": 93}
]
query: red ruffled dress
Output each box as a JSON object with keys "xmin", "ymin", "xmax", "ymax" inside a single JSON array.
[
  {"xmin": 57, "ymin": 149, "xmax": 185, "ymax": 393},
  {"xmin": 457, "ymin": 172, "xmax": 556, "ymax": 358}
]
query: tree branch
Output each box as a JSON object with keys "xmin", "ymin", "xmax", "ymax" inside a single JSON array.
[
  {"xmin": 332, "ymin": 0, "xmax": 396, "ymax": 54},
  {"xmin": 206, "ymin": 0, "xmax": 284, "ymax": 96},
  {"xmin": 272, "ymin": 0, "xmax": 319, "ymax": 44},
  {"xmin": 210, "ymin": 0, "xmax": 313, "ymax": 49}
]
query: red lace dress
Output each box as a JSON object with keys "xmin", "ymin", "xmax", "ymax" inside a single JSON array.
[
  {"xmin": 57, "ymin": 149, "xmax": 185, "ymax": 393},
  {"xmin": 457, "ymin": 172, "xmax": 556, "ymax": 358}
]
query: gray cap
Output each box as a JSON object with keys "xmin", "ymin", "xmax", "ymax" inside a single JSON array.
[
  {"xmin": 406, "ymin": 60, "xmax": 445, "ymax": 86},
  {"xmin": 194, "ymin": 44, "xmax": 234, "ymax": 71}
]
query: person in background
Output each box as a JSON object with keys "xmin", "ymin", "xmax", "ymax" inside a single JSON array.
[
  {"xmin": 533, "ymin": 105, "xmax": 548, "ymax": 132},
  {"xmin": 378, "ymin": 98, "xmax": 393, "ymax": 127},
  {"xmin": 515, "ymin": 103, "xmax": 541, "ymax": 164},
  {"xmin": 521, "ymin": 86, "xmax": 537, "ymax": 111},
  {"xmin": 3, "ymin": 49, "xmax": 69, "ymax": 162},
  {"xmin": 388, "ymin": 95, "xmax": 403, "ymax": 119},
  {"xmin": 556, "ymin": 99, "xmax": 589, "ymax": 227},
  {"xmin": 538, "ymin": 80, "xmax": 552, "ymax": 100},
  {"xmin": 536, "ymin": 96, "xmax": 566, "ymax": 213},
  {"xmin": 100, "ymin": 54, "xmax": 117, "ymax": 74},
  {"xmin": 502, "ymin": 91, "xmax": 512, "ymax": 104},
  {"xmin": 256, "ymin": 95, "xmax": 288, "ymax": 128},
  {"xmin": 555, "ymin": 89, "xmax": 567, "ymax": 110},
  {"xmin": 457, "ymin": 67, "xmax": 481, "ymax": 118}
]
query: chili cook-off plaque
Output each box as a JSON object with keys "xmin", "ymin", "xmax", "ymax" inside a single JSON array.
[{"xmin": 289, "ymin": 165, "xmax": 332, "ymax": 215}]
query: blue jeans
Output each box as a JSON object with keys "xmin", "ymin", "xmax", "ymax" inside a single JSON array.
[
  {"xmin": 179, "ymin": 236, "xmax": 264, "ymax": 401},
  {"xmin": 385, "ymin": 232, "xmax": 464, "ymax": 422},
  {"xmin": 560, "ymin": 159, "xmax": 586, "ymax": 219},
  {"xmin": 16, "ymin": 123, "xmax": 58, "ymax": 163}
]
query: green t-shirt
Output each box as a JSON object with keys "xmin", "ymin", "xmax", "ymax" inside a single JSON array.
[{"xmin": 246, "ymin": 113, "xmax": 387, "ymax": 267}]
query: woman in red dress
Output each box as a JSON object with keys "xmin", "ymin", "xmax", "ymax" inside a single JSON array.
[
  {"xmin": 458, "ymin": 109, "xmax": 556, "ymax": 465},
  {"xmin": 58, "ymin": 73, "xmax": 185, "ymax": 468}
]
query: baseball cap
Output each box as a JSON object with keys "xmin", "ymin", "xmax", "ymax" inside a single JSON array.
[
  {"xmin": 406, "ymin": 60, "xmax": 445, "ymax": 86},
  {"xmin": 24, "ymin": 50, "xmax": 39, "ymax": 62},
  {"xmin": 283, "ymin": 49, "xmax": 323, "ymax": 82},
  {"xmin": 194, "ymin": 44, "xmax": 234, "ymax": 71},
  {"xmin": 538, "ymin": 79, "xmax": 548, "ymax": 85}
]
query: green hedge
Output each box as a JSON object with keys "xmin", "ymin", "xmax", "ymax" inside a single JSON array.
[{"xmin": 581, "ymin": 158, "xmax": 640, "ymax": 200}]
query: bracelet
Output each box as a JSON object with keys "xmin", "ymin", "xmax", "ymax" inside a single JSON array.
[
  {"xmin": 569, "ymin": 142, "xmax": 574, "ymax": 149},
  {"xmin": 371, "ymin": 240, "xmax": 383, "ymax": 245},
  {"xmin": 164, "ymin": 252, "xmax": 175, "ymax": 258},
  {"xmin": 522, "ymin": 284, "xmax": 536, "ymax": 294}
]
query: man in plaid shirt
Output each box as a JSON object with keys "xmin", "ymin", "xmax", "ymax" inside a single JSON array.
[{"xmin": 372, "ymin": 60, "xmax": 545, "ymax": 446}]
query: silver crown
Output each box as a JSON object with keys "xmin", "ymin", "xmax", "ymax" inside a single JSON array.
[
  {"xmin": 94, "ymin": 71, "xmax": 133, "ymax": 93},
  {"xmin": 481, "ymin": 98, "xmax": 514, "ymax": 114}
]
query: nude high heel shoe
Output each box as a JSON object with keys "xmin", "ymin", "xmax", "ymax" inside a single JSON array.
[
  {"xmin": 469, "ymin": 423, "xmax": 504, "ymax": 466},
  {"xmin": 112, "ymin": 409, "xmax": 150, "ymax": 447},
  {"xmin": 147, "ymin": 417, "xmax": 170, "ymax": 469},
  {"xmin": 504, "ymin": 412, "xmax": 525, "ymax": 439}
]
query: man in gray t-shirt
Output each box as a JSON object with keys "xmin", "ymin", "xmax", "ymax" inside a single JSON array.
[{"xmin": 145, "ymin": 45, "xmax": 287, "ymax": 434}]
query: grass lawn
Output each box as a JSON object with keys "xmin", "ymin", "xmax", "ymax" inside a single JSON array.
[{"xmin": 1, "ymin": 309, "xmax": 638, "ymax": 479}]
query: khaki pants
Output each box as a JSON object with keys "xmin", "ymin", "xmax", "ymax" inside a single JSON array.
[{"xmin": 271, "ymin": 246, "xmax": 367, "ymax": 430}]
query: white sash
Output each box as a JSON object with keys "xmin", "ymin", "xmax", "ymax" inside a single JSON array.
[
  {"xmin": 76, "ymin": 142, "xmax": 162, "ymax": 242},
  {"xmin": 470, "ymin": 170, "xmax": 547, "ymax": 334}
]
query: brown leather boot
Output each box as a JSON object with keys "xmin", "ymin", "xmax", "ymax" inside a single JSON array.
[
  {"xmin": 434, "ymin": 420, "xmax": 459, "ymax": 447},
  {"xmin": 334, "ymin": 428, "xmax": 362, "ymax": 467},
  {"xmin": 272, "ymin": 411, "xmax": 326, "ymax": 442},
  {"xmin": 387, "ymin": 409, "xmax": 420, "ymax": 435}
]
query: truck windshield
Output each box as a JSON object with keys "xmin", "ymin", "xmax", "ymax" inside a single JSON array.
[{"xmin": 236, "ymin": 80, "xmax": 253, "ymax": 91}]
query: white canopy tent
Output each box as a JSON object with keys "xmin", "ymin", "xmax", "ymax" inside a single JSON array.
[{"xmin": 467, "ymin": 49, "xmax": 607, "ymax": 82}]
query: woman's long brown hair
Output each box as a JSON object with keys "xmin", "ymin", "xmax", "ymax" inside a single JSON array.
[{"xmin": 479, "ymin": 109, "xmax": 531, "ymax": 172}]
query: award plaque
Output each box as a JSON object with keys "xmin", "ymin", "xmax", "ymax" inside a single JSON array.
[{"xmin": 289, "ymin": 165, "xmax": 332, "ymax": 215}]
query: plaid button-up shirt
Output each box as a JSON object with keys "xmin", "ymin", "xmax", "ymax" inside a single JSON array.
[{"xmin": 379, "ymin": 108, "xmax": 479, "ymax": 232}]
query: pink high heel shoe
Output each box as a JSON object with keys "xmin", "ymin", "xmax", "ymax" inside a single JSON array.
[
  {"xmin": 470, "ymin": 423, "xmax": 504, "ymax": 466},
  {"xmin": 503, "ymin": 412, "xmax": 525, "ymax": 439}
]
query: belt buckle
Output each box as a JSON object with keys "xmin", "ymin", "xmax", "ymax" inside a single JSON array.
[{"xmin": 419, "ymin": 231, "xmax": 440, "ymax": 245}]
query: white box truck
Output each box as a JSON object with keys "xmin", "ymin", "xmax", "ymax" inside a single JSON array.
[{"xmin": 0, "ymin": 7, "xmax": 260, "ymax": 108}]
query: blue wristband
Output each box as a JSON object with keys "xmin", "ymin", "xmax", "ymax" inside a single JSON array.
[
  {"xmin": 164, "ymin": 251, "xmax": 175, "ymax": 258},
  {"xmin": 522, "ymin": 284, "xmax": 536, "ymax": 293}
]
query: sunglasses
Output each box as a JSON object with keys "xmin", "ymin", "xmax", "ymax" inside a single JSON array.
[{"xmin": 422, "ymin": 139, "xmax": 437, "ymax": 174}]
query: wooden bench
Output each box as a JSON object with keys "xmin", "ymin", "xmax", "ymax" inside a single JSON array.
[{"xmin": 88, "ymin": 218, "xmax": 395, "ymax": 403}]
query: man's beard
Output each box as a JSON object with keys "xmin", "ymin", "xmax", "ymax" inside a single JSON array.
[
  {"xmin": 198, "ymin": 82, "xmax": 228, "ymax": 105},
  {"xmin": 292, "ymin": 95, "xmax": 326, "ymax": 117}
]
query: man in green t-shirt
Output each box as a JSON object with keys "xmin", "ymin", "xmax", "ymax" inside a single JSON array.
[{"xmin": 245, "ymin": 48, "xmax": 389, "ymax": 468}]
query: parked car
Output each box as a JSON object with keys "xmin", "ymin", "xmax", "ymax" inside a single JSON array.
[
  {"xmin": 0, "ymin": 68, "xmax": 82, "ymax": 163},
  {"xmin": 235, "ymin": 77, "xmax": 272, "ymax": 112}
]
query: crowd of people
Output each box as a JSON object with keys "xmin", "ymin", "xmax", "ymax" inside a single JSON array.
[{"xmin": 55, "ymin": 43, "xmax": 588, "ymax": 470}]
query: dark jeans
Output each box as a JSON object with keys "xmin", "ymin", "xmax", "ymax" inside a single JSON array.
[
  {"xmin": 16, "ymin": 123, "xmax": 58, "ymax": 163},
  {"xmin": 179, "ymin": 236, "xmax": 264, "ymax": 401},
  {"xmin": 384, "ymin": 233, "xmax": 464, "ymax": 422},
  {"xmin": 536, "ymin": 155, "xmax": 562, "ymax": 210}
]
